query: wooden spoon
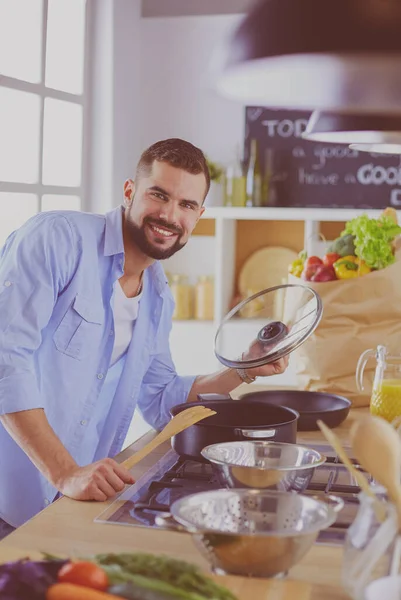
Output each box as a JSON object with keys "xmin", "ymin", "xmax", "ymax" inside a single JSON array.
[
  {"xmin": 317, "ymin": 420, "xmax": 387, "ymax": 522},
  {"xmin": 349, "ymin": 415, "xmax": 401, "ymax": 526},
  {"xmin": 121, "ymin": 405, "xmax": 217, "ymax": 470}
]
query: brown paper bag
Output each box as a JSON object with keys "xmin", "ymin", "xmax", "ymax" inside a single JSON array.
[{"xmin": 287, "ymin": 257, "xmax": 401, "ymax": 407}]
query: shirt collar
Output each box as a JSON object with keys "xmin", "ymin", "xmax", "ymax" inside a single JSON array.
[
  {"xmin": 104, "ymin": 205, "xmax": 169, "ymax": 297},
  {"xmin": 104, "ymin": 205, "xmax": 125, "ymax": 257}
]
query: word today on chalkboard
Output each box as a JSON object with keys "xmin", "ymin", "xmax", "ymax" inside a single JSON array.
[{"xmin": 244, "ymin": 106, "xmax": 401, "ymax": 209}]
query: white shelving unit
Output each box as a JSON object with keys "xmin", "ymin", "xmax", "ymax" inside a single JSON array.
[{"xmin": 165, "ymin": 206, "xmax": 400, "ymax": 387}]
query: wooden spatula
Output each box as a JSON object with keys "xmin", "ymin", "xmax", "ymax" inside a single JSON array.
[
  {"xmin": 317, "ymin": 419, "xmax": 387, "ymax": 522},
  {"xmin": 121, "ymin": 405, "xmax": 217, "ymax": 470}
]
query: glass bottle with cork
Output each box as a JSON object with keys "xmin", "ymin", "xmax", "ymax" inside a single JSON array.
[
  {"xmin": 224, "ymin": 145, "xmax": 246, "ymax": 207},
  {"xmin": 246, "ymin": 138, "xmax": 262, "ymax": 207}
]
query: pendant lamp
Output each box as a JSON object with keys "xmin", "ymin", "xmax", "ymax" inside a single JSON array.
[
  {"xmin": 302, "ymin": 110, "xmax": 401, "ymax": 154},
  {"xmin": 216, "ymin": 0, "xmax": 401, "ymax": 113}
]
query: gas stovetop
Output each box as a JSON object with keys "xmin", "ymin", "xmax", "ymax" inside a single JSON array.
[{"xmin": 95, "ymin": 443, "xmax": 367, "ymax": 546}]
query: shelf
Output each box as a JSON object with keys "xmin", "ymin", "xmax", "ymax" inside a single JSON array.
[{"xmin": 204, "ymin": 206, "xmax": 396, "ymax": 222}]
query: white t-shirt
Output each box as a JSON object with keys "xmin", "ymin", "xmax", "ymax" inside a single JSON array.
[{"xmin": 110, "ymin": 280, "xmax": 143, "ymax": 366}]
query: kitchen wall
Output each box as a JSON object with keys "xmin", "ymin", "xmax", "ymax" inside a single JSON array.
[
  {"xmin": 137, "ymin": 14, "xmax": 246, "ymax": 170},
  {"xmin": 86, "ymin": 4, "xmax": 247, "ymax": 212}
]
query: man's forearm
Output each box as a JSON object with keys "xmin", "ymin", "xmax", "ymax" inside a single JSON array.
[
  {"xmin": 186, "ymin": 368, "xmax": 242, "ymax": 402},
  {"xmin": 0, "ymin": 409, "xmax": 78, "ymax": 488}
]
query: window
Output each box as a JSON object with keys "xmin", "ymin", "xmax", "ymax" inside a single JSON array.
[{"xmin": 0, "ymin": 0, "xmax": 87, "ymax": 246}]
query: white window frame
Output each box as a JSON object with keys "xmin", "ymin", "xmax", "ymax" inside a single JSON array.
[{"xmin": 0, "ymin": 0, "xmax": 91, "ymax": 212}]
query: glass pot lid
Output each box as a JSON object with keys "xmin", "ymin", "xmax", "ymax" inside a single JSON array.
[{"xmin": 214, "ymin": 284, "xmax": 322, "ymax": 369}]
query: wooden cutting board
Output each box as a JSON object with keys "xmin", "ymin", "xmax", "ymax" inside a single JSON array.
[{"xmin": 0, "ymin": 546, "xmax": 314, "ymax": 599}]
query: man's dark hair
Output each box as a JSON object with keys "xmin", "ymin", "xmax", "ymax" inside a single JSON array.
[{"xmin": 135, "ymin": 138, "xmax": 210, "ymax": 200}]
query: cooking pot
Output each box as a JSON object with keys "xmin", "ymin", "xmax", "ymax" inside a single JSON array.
[{"xmin": 170, "ymin": 399, "xmax": 299, "ymax": 462}]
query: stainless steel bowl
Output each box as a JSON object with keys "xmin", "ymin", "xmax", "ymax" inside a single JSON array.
[
  {"xmin": 160, "ymin": 489, "xmax": 343, "ymax": 578},
  {"xmin": 201, "ymin": 441, "xmax": 326, "ymax": 491}
]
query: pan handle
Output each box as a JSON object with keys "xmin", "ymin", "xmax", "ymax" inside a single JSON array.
[{"xmin": 236, "ymin": 428, "xmax": 276, "ymax": 439}]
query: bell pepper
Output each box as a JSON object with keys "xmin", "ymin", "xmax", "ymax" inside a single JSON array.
[
  {"xmin": 333, "ymin": 255, "xmax": 372, "ymax": 279},
  {"xmin": 288, "ymin": 258, "xmax": 304, "ymax": 278}
]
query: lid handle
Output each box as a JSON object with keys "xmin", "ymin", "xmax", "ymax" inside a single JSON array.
[{"xmin": 257, "ymin": 321, "xmax": 288, "ymax": 346}]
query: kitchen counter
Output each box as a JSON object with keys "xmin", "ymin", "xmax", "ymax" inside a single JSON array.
[{"xmin": 0, "ymin": 406, "xmax": 369, "ymax": 599}]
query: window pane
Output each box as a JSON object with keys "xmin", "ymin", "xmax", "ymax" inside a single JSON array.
[
  {"xmin": 45, "ymin": 0, "xmax": 86, "ymax": 94},
  {"xmin": 42, "ymin": 195, "xmax": 81, "ymax": 212},
  {"xmin": 0, "ymin": 88, "xmax": 41, "ymax": 183},
  {"xmin": 0, "ymin": 0, "xmax": 43, "ymax": 83},
  {"xmin": 42, "ymin": 98, "xmax": 83, "ymax": 186},
  {"xmin": 0, "ymin": 193, "xmax": 38, "ymax": 247}
]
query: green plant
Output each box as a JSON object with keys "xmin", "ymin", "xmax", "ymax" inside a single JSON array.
[{"xmin": 206, "ymin": 157, "xmax": 224, "ymax": 183}]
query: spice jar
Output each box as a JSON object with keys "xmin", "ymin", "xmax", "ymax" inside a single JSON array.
[
  {"xmin": 170, "ymin": 274, "xmax": 193, "ymax": 320},
  {"xmin": 194, "ymin": 275, "xmax": 214, "ymax": 320}
]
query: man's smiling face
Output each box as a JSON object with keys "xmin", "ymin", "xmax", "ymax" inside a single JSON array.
[{"xmin": 124, "ymin": 160, "xmax": 206, "ymax": 260}]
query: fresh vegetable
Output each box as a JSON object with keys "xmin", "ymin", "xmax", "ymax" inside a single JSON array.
[
  {"xmin": 288, "ymin": 250, "xmax": 307, "ymax": 278},
  {"xmin": 109, "ymin": 582, "xmax": 184, "ymax": 600},
  {"xmin": 58, "ymin": 561, "xmax": 108, "ymax": 591},
  {"xmin": 106, "ymin": 573, "xmax": 209, "ymax": 600},
  {"xmin": 342, "ymin": 214, "xmax": 401, "ymax": 269},
  {"xmin": 301, "ymin": 262, "xmax": 321, "ymax": 281},
  {"xmin": 327, "ymin": 233, "xmax": 356, "ymax": 257},
  {"xmin": 322, "ymin": 252, "xmax": 341, "ymax": 268},
  {"xmin": 47, "ymin": 582, "xmax": 125, "ymax": 600},
  {"xmin": 95, "ymin": 553, "xmax": 237, "ymax": 600},
  {"xmin": 0, "ymin": 559, "xmax": 67, "ymax": 600},
  {"xmin": 333, "ymin": 255, "xmax": 371, "ymax": 279},
  {"xmin": 304, "ymin": 256, "xmax": 323, "ymax": 268},
  {"xmin": 311, "ymin": 265, "xmax": 337, "ymax": 282},
  {"xmin": 288, "ymin": 257, "xmax": 304, "ymax": 277}
]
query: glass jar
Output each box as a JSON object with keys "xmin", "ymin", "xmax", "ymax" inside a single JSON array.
[
  {"xmin": 194, "ymin": 275, "xmax": 214, "ymax": 320},
  {"xmin": 342, "ymin": 489, "xmax": 398, "ymax": 600},
  {"xmin": 357, "ymin": 345, "xmax": 401, "ymax": 422},
  {"xmin": 170, "ymin": 274, "xmax": 193, "ymax": 320}
]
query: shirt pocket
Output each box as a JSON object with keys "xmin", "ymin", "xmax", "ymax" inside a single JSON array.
[{"xmin": 53, "ymin": 293, "xmax": 103, "ymax": 360}]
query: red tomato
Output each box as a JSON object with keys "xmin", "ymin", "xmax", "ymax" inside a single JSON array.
[
  {"xmin": 305, "ymin": 256, "xmax": 323, "ymax": 269},
  {"xmin": 58, "ymin": 561, "xmax": 108, "ymax": 591},
  {"xmin": 322, "ymin": 252, "xmax": 341, "ymax": 267},
  {"xmin": 301, "ymin": 262, "xmax": 321, "ymax": 281}
]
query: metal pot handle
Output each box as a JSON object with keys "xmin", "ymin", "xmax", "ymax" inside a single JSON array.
[
  {"xmin": 312, "ymin": 494, "xmax": 344, "ymax": 513},
  {"xmin": 236, "ymin": 428, "xmax": 276, "ymax": 439},
  {"xmin": 154, "ymin": 513, "xmax": 188, "ymax": 532}
]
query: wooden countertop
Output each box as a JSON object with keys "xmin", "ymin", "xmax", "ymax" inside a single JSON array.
[{"xmin": 0, "ymin": 406, "xmax": 369, "ymax": 599}]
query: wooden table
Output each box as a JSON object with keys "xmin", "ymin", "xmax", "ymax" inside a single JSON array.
[{"xmin": 0, "ymin": 406, "xmax": 369, "ymax": 599}]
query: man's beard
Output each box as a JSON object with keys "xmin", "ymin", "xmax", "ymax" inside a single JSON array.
[{"xmin": 125, "ymin": 215, "xmax": 187, "ymax": 260}]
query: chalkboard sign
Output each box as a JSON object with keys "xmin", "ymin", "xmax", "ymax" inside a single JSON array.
[{"xmin": 244, "ymin": 106, "xmax": 401, "ymax": 209}]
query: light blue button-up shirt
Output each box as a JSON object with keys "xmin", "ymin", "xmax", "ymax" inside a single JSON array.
[{"xmin": 0, "ymin": 206, "xmax": 196, "ymax": 527}]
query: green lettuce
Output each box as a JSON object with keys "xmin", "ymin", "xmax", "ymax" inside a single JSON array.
[{"xmin": 342, "ymin": 214, "xmax": 401, "ymax": 270}]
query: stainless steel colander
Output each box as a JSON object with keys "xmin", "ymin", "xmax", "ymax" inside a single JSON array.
[
  {"xmin": 157, "ymin": 489, "xmax": 343, "ymax": 578},
  {"xmin": 201, "ymin": 441, "xmax": 326, "ymax": 491}
]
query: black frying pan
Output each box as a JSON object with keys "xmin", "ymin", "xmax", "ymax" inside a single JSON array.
[{"xmin": 239, "ymin": 390, "xmax": 351, "ymax": 431}]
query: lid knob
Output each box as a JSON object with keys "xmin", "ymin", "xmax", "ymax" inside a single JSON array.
[{"xmin": 257, "ymin": 321, "xmax": 288, "ymax": 347}]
